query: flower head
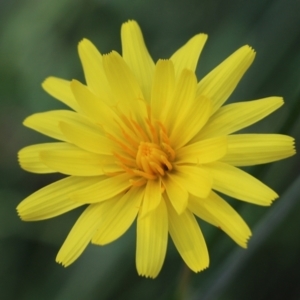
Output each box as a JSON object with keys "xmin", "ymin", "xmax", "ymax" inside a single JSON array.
[{"xmin": 17, "ymin": 20, "xmax": 295, "ymax": 278}]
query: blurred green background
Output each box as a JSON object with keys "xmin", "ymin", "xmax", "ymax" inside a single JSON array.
[{"xmin": 1, "ymin": 0, "xmax": 300, "ymax": 299}]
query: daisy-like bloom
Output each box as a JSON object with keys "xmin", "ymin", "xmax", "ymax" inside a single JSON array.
[{"xmin": 18, "ymin": 20, "xmax": 295, "ymax": 278}]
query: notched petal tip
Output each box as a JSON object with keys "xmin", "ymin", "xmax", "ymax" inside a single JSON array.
[
  {"xmin": 237, "ymin": 231, "xmax": 252, "ymax": 249},
  {"xmin": 16, "ymin": 206, "xmax": 33, "ymax": 222},
  {"xmin": 70, "ymin": 78, "xmax": 79, "ymax": 85},
  {"xmin": 121, "ymin": 20, "xmax": 142, "ymax": 37},
  {"xmin": 243, "ymin": 45, "xmax": 256, "ymax": 64},
  {"xmin": 77, "ymin": 38, "xmax": 101, "ymax": 56},
  {"xmin": 270, "ymin": 193, "xmax": 279, "ymax": 204},
  {"xmin": 239, "ymin": 230, "xmax": 252, "ymax": 249},
  {"xmin": 41, "ymin": 77, "xmax": 52, "ymax": 89},
  {"xmin": 262, "ymin": 192, "xmax": 278, "ymax": 207},
  {"xmin": 102, "ymin": 50, "xmax": 120, "ymax": 59},
  {"xmin": 16, "ymin": 206, "xmax": 24, "ymax": 220},
  {"xmin": 241, "ymin": 44, "xmax": 256, "ymax": 57},
  {"xmin": 261, "ymin": 189, "xmax": 278, "ymax": 206},
  {"xmin": 236, "ymin": 45, "xmax": 256, "ymax": 69},
  {"xmin": 196, "ymin": 32, "xmax": 208, "ymax": 39},
  {"xmin": 78, "ymin": 38, "xmax": 102, "ymax": 60},
  {"xmin": 78, "ymin": 37, "xmax": 92, "ymax": 47},
  {"xmin": 194, "ymin": 264, "xmax": 209, "ymax": 273},
  {"xmin": 291, "ymin": 137, "xmax": 297, "ymax": 153},
  {"xmin": 122, "ymin": 19, "xmax": 139, "ymax": 27},
  {"xmin": 156, "ymin": 58, "xmax": 170, "ymax": 63},
  {"xmin": 138, "ymin": 272, "xmax": 157, "ymax": 279},
  {"xmin": 55, "ymin": 258, "xmax": 68, "ymax": 268},
  {"xmin": 242, "ymin": 234, "xmax": 252, "ymax": 249}
]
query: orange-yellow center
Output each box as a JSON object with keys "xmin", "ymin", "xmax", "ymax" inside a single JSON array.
[
  {"xmin": 109, "ymin": 110, "xmax": 176, "ymax": 186},
  {"xmin": 136, "ymin": 142, "xmax": 173, "ymax": 178}
]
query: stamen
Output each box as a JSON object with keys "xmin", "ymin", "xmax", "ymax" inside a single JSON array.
[
  {"xmin": 160, "ymin": 155, "xmax": 173, "ymax": 171},
  {"xmin": 117, "ymin": 162, "xmax": 136, "ymax": 175},
  {"xmin": 130, "ymin": 118, "xmax": 150, "ymax": 142},
  {"xmin": 141, "ymin": 156, "xmax": 154, "ymax": 175},
  {"xmin": 150, "ymin": 148, "xmax": 167, "ymax": 162},
  {"xmin": 114, "ymin": 119, "xmax": 139, "ymax": 148},
  {"xmin": 133, "ymin": 169, "xmax": 157, "ymax": 180},
  {"xmin": 113, "ymin": 152, "xmax": 136, "ymax": 167},
  {"xmin": 106, "ymin": 133, "xmax": 136, "ymax": 157},
  {"xmin": 149, "ymin": 161, "xmax": 165, "ymax": 176},
  {"xmin": 130, "ymin": 178, "xmax": 147, "ymax": 187},
  {"xmin": 162, "ymin": 143, "xmax": 176, "ymax": 161},
  {"xmin": 111, "ymin": 113, "xmax": 176, "ymax": 182},
  {"xmin": 146, "ymin": 118, "xmax": 159, "ymax": 144}
]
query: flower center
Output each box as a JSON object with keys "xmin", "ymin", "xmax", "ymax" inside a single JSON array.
[
  {"xmin": 108, "ymin": 111, "xmax": 176, "ymax": 186},
  {"xmin": 136, "ymin": 142, "xmax": 173, "ymax": 178}
]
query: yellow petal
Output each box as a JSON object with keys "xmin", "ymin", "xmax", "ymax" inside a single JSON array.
[
  {"xmin": 42, "ymin": 77, "xmax": 80, "ymax": 111},
  {"xmin": 188, "ymin": 192, "xmax": 252, "ymax": 248},
  {"xmin": 23, "ymin": 110, "xmax": 90, "ymax": 142},
  {"xmin": 205, "ymin": 162, "xmax": 278, "ymax": 205},
  {"xmin": 176, "ymin": 136, "xmax": 227, "ymax": 164},
  {"xmin": 175, "ymin": 165, "xmax": 213, "ymax": 198},
  {"xmin": 170, "ymin": 33, "xmax": 208, "ymax": 79},
  {"xmin": 40, "ymin": 143, "xmax": 116, "ymax": 176},
  {"xmin": 151, "ymin": 59, "xmax": 175, "ymax": 120},
  {"xmin": 187, "ymin": 198, "xmax": 218, "ymax": 227},
  {"xmin": 17, "ymin": 176, "xmax": 102, "ymax": 221},
  {"xmin": 139, "ymin": 178, "xmax": 162, "ymax": 218},
  {"xmin": 162, "ymin": 174, "xmax": 188, "ymax": 214},
  {"xmin": 78, "ymin": 39, "xmax": 114, "ymax": 103},
  {"xmin": 197, "ymin": 45, "xmax": 255, "ymax": 114},
  {"xmin": 136, "ymin": 199, "xmax": 168, "ymax": 278},
  {"xmin": 56, "ymin": 203, "xmax": 104, "ymax": 267},
  {"xmin": 170, "ymin": 95, "xmax": 212, "ymax": 149},
  {"xmin": 59, "ymin": 121, "xmax": 113, "ymax": 155},
  {"xmin": 18, "ymin": 143, "xmax": 59, "ymax": 174},
  {"xmin": 198, "ymin": 97, "xmax": 284, "ymax": 140},
  {"xmin": 121, "ymin": 20, "xmax": 155, "ymax": 102},
  {"xmin": 103, "ymin": 51, "xmax": 147, "ymax": 120},
  {"xmin": 92, "ymin": 186, "xmax": 144, "ymax": 245},
  {"xmin": 165, "ymin": 69, "xmax": 197, "ymax": 135},
  {"xmin": 166, "ymin": 198, "xmax": 209, "ymax": 272},
  {"xmin": 221, "ymin": 134, "xmax": 296, "ymax": 166},
  {"xmin": 71, "ymin": 173, "xmax": 132, "ymax": 203},
  {"xmin": 69, "ymin": 80, "xmax": 124, "ymax": 137}
]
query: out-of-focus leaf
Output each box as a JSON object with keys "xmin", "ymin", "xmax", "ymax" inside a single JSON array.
[{"xmin": 191, "ymin": 174, "xmax": 300, "ymax": 300}]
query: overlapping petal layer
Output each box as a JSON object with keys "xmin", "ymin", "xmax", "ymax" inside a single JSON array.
[
  {"xmin": 17, "ymin": 176, "xmax": 102, "ymax": 220},
  {"xmin": 78, "ymin": 39, "xmax": 114, "ymax": 104},
  {"xmin": 204, "ymin": 162, "xmax": 278, "ymax": 205},
  {"xmin": 196, "ymin": 45, "xmax": 255, "ymax": 114},
  {"xmin": 91, "ymin": 186, "xmax": 144, "ymax": 245},
  {"xmin": 121, "ymin": 20, "xmax": 155, "ymax": 102},
  {"xmin": 167, "ymin": 199, "xmax": 209, "ymax": 272},
  {"xmin": 136, "ymin": 200, "xmax": 168, "ymax": 278},
  {"xmin": 221, "ymin": 134, "xmax": 295, "ymax": 166},
  {"xmin": 188, "ymin": 192, "xmax": 252, "ymax": 247},
  {"xmin": 42, "ymin": 77, "xmax": 80, "ymax": 111}
]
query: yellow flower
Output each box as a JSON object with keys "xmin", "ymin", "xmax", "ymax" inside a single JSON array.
[{"xmin": 17, "ymin": 20, "xmax": 295, "ymax": 278}]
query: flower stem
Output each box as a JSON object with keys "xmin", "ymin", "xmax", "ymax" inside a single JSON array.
[{"xmin": 176, "ymin": 263, "xmax": 192, "ymax": 300}]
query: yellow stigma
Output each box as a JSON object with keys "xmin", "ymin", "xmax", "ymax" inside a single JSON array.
[
  {"xmin": 136, "ymin": 142, "xmax": 173, "ymax": 178},
  {"xmin": 109, "ymin": 108, "xmax": 175, "ymax": 185}
]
